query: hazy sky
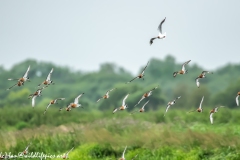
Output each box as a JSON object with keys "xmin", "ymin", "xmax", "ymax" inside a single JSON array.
[{"xmin": 1, "ymin": 0, "xmax": 240, "ymax": 74}]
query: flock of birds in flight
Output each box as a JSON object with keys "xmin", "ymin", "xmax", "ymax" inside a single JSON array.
[{"xmin": 2, "ymin": 17, "xmax": 240, "ymax": 160}]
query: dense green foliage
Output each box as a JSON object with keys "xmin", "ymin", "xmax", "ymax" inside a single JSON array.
[
  {"xmin": 0, "ymin": 56, "xmax": 240, "ymax": 159},
  {"xmin": 0, "ymin": 55, "xmax": 240, "ymax": 112}
]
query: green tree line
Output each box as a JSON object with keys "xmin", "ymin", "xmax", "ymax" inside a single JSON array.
[{"xmin": 0, "ymin": 55, "xmax": 239, "ymax": 112}]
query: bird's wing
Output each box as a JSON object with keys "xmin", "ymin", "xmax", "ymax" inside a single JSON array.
[
  {"xmin": 7, "ymin": 78, "xmax": 19, "ymax": 81},
  {"xmin": 96, "ymin": 97, "xmax": 103, "ymax": 102},
  {"xmin": 164, "ymin": 105, "xmax": 171, "ymax": 116},
  {"xmin": 122, "ymin": 94, "xmax": 129, "ymax": 106},
  {"xmin": 142, "ymin": 100, "xmax": 149, "ymax": 109},
  {"xmin": 109, "ymin": 88, "xmax": 116, "ymax": 93},
  {"xmin": 57, "ymin": 98, "xmax": 65, "ymax": 101},
  {"xmin": 32, "ymin": 96, "xmax": 36, "ymax": 107},
  {"xmin": 173, "ymin": 72, "xmax": 178, "ymax": 77},
  {"xmin": 150, "ymin": 85, "xmax": 159, "ymax": 92},
  {"xmin": 37, "ymin": 81, "xmax": 43, "ymax": 87},
  {"xmin": 44, "ymin": 103, "xmax": 51, "ymax": 115},
  {"xmin": 188, "ymin": 110, "xmax": 196, "ymax": 113},
  {"xmin": 112, "ymin": 108, "xmax": 118, "ymax": 114},
  {"xmin": 7, "ymin": 83, "xmax": 17, "ymax": 90},
  {"xmin": 137, "ymin": 96, "xmax": 145, "ymax": 105},
  {"xmin": 39, "ymin": 86, "xmax": 48, "ymax": 91},
  {"xmin": 150, "ymin": 37, "xmax": 157, "ymax": 45},
  {"xmin": 181, "ymin": 60, "xmax": 191, "ymax": 71},
  {"xmin": 157, "ymin": 17, "xmax": 166, "ymax": 33},
  {"xmin": 210, "ymin": 113, "xmax": 213, "ymax": 124},
  {"xmin": 199, "ymin": 96, "xmax": 204, "ymax": 109},
  {"xmin": 214, "ymin": 107, "xmax": 219, "ymax": 112},
  {"xmin": 236, "ymin": 95, "xmax": 239, "ymax": 106},
  {"xmin": 176, "ymin": 96, "xmax": 181, "ymax": 101},
  {"xmin": 196, "ymin": 78, "xmax": 200, "ymax": 88},
  {"xmin": 141, "ymin": 61, "xmax": 150, "ymax": 74},
  {"xmin": 122, "ymin": 146, "xmax": 127, "ymax": 159},
  {"xmin": 106, "ymin": 88, "xmax": 116, "ymax": 95},
  {"xmin": 126, "ymin": 76, "xmax": 138, "ymax": 83},
  {"xmin": 132, "ymin": 154, "xmax": 138, "ymax": 160},
  {"xmin": 74, "ymin": 93, "xmax": 84, "ymax": 104},
  {"xmin": 46, "ymin": 68, "xmax": 54, "ymax": 81},
  {"xmin": 23, "ymin": 66, "xmax": 30, "ymax": 78},
  {"xmin": 133, "ymin": 103, "xmax": 139, "ymax": 107},
  {"xmin": 66, "ymin": 147, "xmax": 74, "ymax": 155},
  {"xmin": 215, "ymin": 106, "xmax": 225, "ymax": 112},
  {"xmin": 24, "ymin": 143, "xmax": 31, "ymax": 151},
  {"xmin": 130, "ymin": 110, "xmax": 138, "ymax": 115},
  {"xmin": 202, "ymin": 71, "xmax": 213, "ymax": 74}
]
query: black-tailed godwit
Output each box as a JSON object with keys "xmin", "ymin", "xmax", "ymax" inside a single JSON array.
[
  {"xmin": 65, "ymin": 93, "xmax": 84, "ymax": 111},
  {"xmin": 195, "ymin": 71, "xmax": 213, "ymax": 88},
  {"xmin": 7, "ymin": 65, "xmax": 30, "ymax": 90},
  {"xmin": 134, "ymin": 86, "xmax": 158, "ymax": 107},
  {"xmin": 97, "ymin": 88, "xmax": 116, "ymax": 102},
  {"xmin": 131, "ymin": 100, "xmax": 149, "ymax": 115},
  {"xmin": 209, "ymin": 106, "xmax": 224, "ymax": 124},
  {"xmin": 119, "ymin": 146, "xmax": 127, "ymax": 160},
  {"xmin": 113, "ymin": 94, "xmax": 129, "ymax": 114},
  {"xmin": 126, "ymin": 61, "xmax": 149, "ymax": 83},
  {"xmin": 22, "ymin": 143, "xmax": 31, "ymax": 155},
  {"xmin": 164, "ymin": 96, "xmax": 181, "ymax": 116},
  {"xmin": 188, "ymin": 96, "xmax": 204, "ymax": 113},
  {"xmin": 38, "ymin": 68, "xmax": 54, "ymax": 87},
  {"xmin": 173, "ymin": 60, "xmax": 191, "ymax": 77},
  {"xmin": 62, "ymin": 147, "xmax": 74, "ymax": 159},
  {"xmin": 28, "ymin": 86, "xmax": 48, "ymax": 107},
  {"xmin": 44, "ymin": 98, "xmax": 65, "ymax": 115}
]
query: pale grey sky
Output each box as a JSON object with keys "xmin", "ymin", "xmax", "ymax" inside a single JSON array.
[{"xmin": 0, "ymin": 0, "xmax": 240, "ymax": 74}]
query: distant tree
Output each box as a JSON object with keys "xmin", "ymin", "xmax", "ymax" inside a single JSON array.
[
  {"xmin": 0, "ymin": 57, "xmax": 239, "ymax": 113},
  {"xmin": 211, "ymin": 79, "xmax": 240, "ymax": 108},
  {"xmin": 99, "ymin": 63, "xmax": 116, "ymax": 74},
  {"xmin": 4, "ymin": 88, "xmax": 31, "ymax": 107}
]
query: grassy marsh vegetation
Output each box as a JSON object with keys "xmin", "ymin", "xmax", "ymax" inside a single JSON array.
[{"xmin": 1, "ymin": 107, "xmax": 240, "ymax": 159}]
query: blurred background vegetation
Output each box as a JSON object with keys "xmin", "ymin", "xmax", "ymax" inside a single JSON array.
[{"xmin": 0, "ymin": 55, "xmax": 240, "ymax": 159}]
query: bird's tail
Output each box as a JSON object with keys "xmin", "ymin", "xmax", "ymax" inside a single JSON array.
[{"xmin": 163, "ymin": 32, "xmax": 166, "ymax": 39}]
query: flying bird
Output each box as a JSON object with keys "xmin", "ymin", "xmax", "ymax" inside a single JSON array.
[
  {"xmin": 119, "ymin": 146, "xmax": 127, "ymax": 160},
  {"xmin": 38, "ymin": 68, "xmax": 54, "ymax": 87},
  {"xmin": 150, "ymin": 17, "xmax": 166, "ymax": 45},
  {"xmin": 209, "ymin": 106, "xmax": 224, "ymax": 124},
  {"xmin": 195, "ymin": 71, "xmax": 213, "ymax": 88},
  {"xmin": 96, "ymin": 88, "xmax": 116, "ymax": 102},
  {"xmin": 7, "ymin": 65, "xmax": 30, "ymax": 90},
  {"xmin": 44, "ymin": 98, "xmax": 65, "ymax": 115},
  {"xmin": 64, "ymin": 93, "xmax": 84, "ymax": 111},
  {"xmin": 113, "ymin": 94, "xmax": 129, "ymax": 114},
  {"xmin": 134, "ymin": 86, "xmax": 158, "ymax": 107},
  {"xmin": 188, "ymin": 96, "xmax": 204, "ymax": 113},
  {"xmin": 131, "ymin": 100, "xmax": 149, "ymax": 115},
  {"xmin": 22, "ymin": 143, "xmax": 31, "ymax": 155},
  {"xmin": 28, "ymin": 86, "xmax": 48, "ymax": 107},
  {"xmin": 164, "ymin": 96, "xmax": 181, "ymax": 116},
  {"xmin": 131, "ymin": 154, "xmax": 138, "ymax": 160},
  {"xmin": 236, "ymin": 92, "xmax": 240, "ymax": 106},
  {"xmin": 6, "ymin": 81, "xmax": 24, "ymax": 90},
  {"xmin": 126, "ymin": 61, "xmax": 150, "ymax": 83},
  {"xmin": 173, "ymin": 60, "xmax": 191, "ymax": 77},
  {"xmin": 62, "ymin": 147, "xmax": 74, "ymax": 159}
]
